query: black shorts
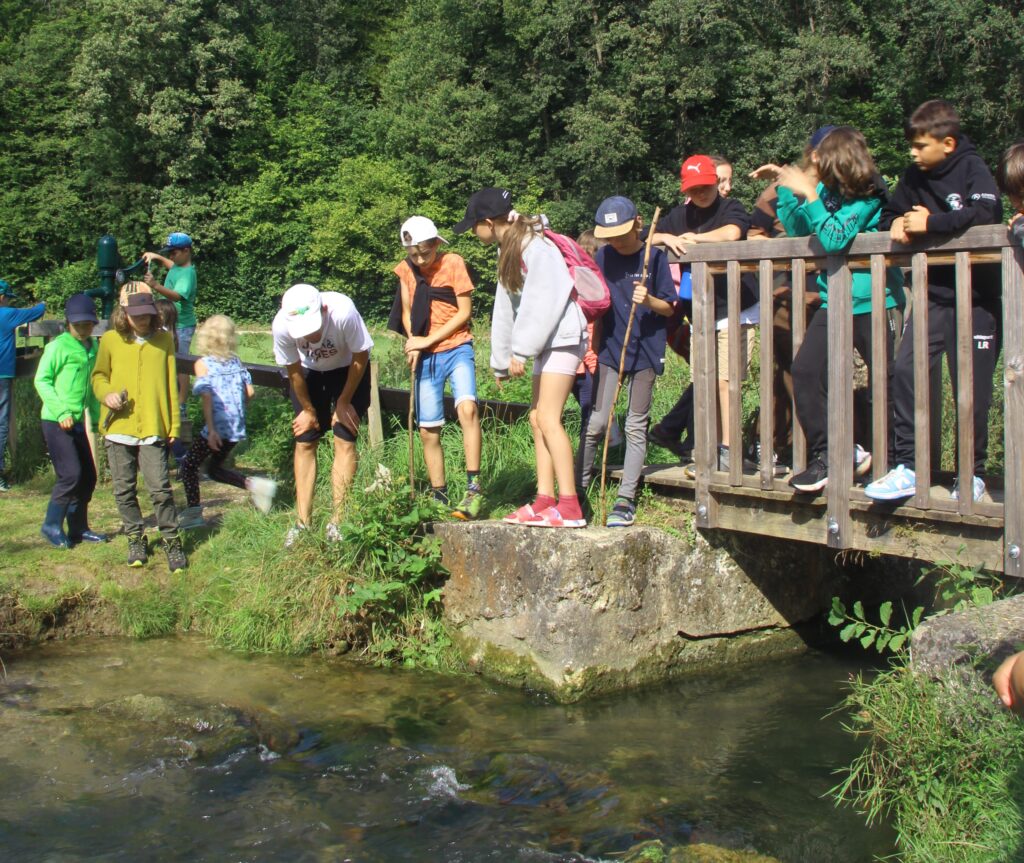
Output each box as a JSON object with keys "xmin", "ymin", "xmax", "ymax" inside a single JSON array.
[{"xmin": 290, "ymin": 365, "xmax": 371, "ymax": 443}]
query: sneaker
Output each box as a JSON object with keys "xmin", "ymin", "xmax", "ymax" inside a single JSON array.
[
  {"xmin": 284, "ymin": 523, "xmax": 308, "ymax": 549},
  {"xmin": 164, "ymin": 536, "xmax": 188, "ymax": 573},
  {"xmin": 606, "ymin": 497, "xmax": 636, "ymax": 528},
  {"xmin": 325, "ymin": 522, "xmax": 343, "ymax": 543},
  {"xmin": 248, "ymin": 477, "xmax": 278, "ymax": 515},
  {"xmin": 864, "ymin": 465, "xmax": 916, "ymax": 501},
  {"xmin": 647, "ymin": 424, "xmax": 690, "ymax": 461},
  {"xmin": 854, "ymin": 444, "xmax": 872, "ymax": 478},
  {"xmin": 0, "ymin": 475, "xmax": 10, "ymax": 492},
  {"xmin": 452, "ymin": 488, "xmax": 483, "ymax": 521},
  {"xmin": 523, "ymin": 505, "xmax": 587, "ymax": 529},
  {"xmin": 951, "ymin": 475, "xmax": 986, "ymax": 502},
  {"xmin": 718, "ymin": 445, "xmax": 757, "ymax": 474},
  {"xmin": 683, "ymin": 461, "xmax": 697, "ymax": 480},
  {"xmin": 755, "ymin": 442, "xmax": 790, "ymax": 478},
  {"xmin": 503, "ymin": 504, "xmax": 538, "ymax": 524},
  {"xmin": 177, "ymin": 505, "xmax": 205, "ymax": 531},
  {"xmin": 127, "ymin": 535, "xmax": 148, "ymax": 567},
  {"xmin": 789, "ymin": 453, "xmax": 829, "ymax": 493}
]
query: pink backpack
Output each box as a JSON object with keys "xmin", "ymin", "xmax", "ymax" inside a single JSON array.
[{"xmin": 542, "ymin": 228, "xmax": 611, "ymax": 322}]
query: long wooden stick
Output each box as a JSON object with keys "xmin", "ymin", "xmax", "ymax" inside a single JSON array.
[
  {"xmin": 599, "ymin": 207, "xmax": 661, "ymax": 524},
  {"xmin": 408, "ymin": 362, "xmax": 416, "ymax": 499}
]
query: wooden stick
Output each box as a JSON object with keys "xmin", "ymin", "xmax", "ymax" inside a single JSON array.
[
  {"xmin": 408, "ymin": 362, "xmax": 416, "ymax": 499},
  {"xmin": 599, "ymin": 207, "xmax": 661, "ymax": 524}
]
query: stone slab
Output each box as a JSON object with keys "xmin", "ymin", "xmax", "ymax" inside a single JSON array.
[{"xmin": 911, "ymin": 593, "xmax": 1024, "ymax": 677}]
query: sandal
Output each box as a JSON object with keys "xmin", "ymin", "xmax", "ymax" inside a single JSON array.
[
  {"xmin": 523, "ymin": 506, "xmax": 586, "ymax": 529},
  {"xmin": 502, "ymin": 503, "xmax": 537, "ymax": 524}
]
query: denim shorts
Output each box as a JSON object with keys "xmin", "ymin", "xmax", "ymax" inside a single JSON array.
[
  {"xmin": 415, "ymin": 342, "xmax": 477, "ymax": 428},
  {"xmin": 176, "ymin": 325, "xmax": 196, "ymax": 354}
]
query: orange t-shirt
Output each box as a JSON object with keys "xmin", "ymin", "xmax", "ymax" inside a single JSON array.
[{"xmin": 394, "ymin": 252, "xmax": 474, "ymax": 354}]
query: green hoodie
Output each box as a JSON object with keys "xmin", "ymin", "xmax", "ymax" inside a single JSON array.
[{"xmin": 34, "ymin": 331, "xmax": 100, "ymax": 429}]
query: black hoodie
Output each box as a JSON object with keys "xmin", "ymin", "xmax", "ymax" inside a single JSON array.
[{"xmin": 880, "ymin": 135, "xmax": 1002, "ymax": 307}]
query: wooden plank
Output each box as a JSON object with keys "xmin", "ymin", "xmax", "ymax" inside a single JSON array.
[
  {"xmin": 758, "ymin": 259, "xmax": 775, "ymax": 489},
  {"xmin": 727, "ymin": 260, "xmax": 742, "ymax": 486},
  {"xmin": 911, "ymin": 253, "xmax": 932, "ymax": 509},
  {"xmin": 825, "ymin": 257, "xmax": 853, "ymax": 549},
  {"xmin": 954, "ymin": 252, "xmax": 976, "ymax": 517},
  {"xmin": 697, "ymin": 251, "xmax": 1005, "ymax": 276},
  {"xmin": 791, "ymin": 258, "xmax": 808, "ymax": 472},
  {"xmin": 367, "ymin": 360, "xmax": 384, "ymax": 447},
  {"xmin": 692, "ymin": 261, "xmax": 718, "ymax": 528},
  {"xmin": 870, "ymin": 254, "xmax": 889, "ymax": 479},
  {"xmin": 1003, "ymin": 244, "xmax": 1024, "ymax": 576}
]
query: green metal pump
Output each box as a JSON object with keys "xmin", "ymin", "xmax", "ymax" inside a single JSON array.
[{"xmin": 88, "ymin": 234, "xmax": 146, "ymax": 318}]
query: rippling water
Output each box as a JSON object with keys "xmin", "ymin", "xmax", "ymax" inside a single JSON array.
[{"xmin": 0, "ymin": 637, "xmax": 892, "ymax": 861}]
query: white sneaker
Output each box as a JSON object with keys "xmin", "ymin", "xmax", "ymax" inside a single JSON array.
[
  {"xmin": 325, "ymin": 522, "xmax": 344, "ymax": 544},
  {"xmin": 854, "ymin": 444, "xmax": 872, "ymax": 477},
  {"xmin": 247, "ymin": 476, "xmax": 278, "ymax": 515},
  {"xmin": 284, "ymin": 523, "xmax": 307, "ymax": 549},
  {"xmin": 951, "ymin": 475, "xmax": 986, "ymax": 502}
]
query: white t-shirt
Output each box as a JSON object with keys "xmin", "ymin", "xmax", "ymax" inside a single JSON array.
[{"xmin": 272, "ymin": 292, "xmax": 374, "ymax": 371}]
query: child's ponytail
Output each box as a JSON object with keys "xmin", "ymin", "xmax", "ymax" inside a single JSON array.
[{"xmin": 497, "ymin": 214, "xmax": 545, "ymax": 294}]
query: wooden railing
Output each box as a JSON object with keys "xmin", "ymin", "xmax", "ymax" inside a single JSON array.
[{"xmin": 680, "ymin": 224, "xmax": 1024, "ymax": 576}]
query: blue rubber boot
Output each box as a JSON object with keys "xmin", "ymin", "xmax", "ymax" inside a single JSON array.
[
  {"xmin": 41, "ymin": 501, "xmax": 71, "ymax": 549},
  {"xmin": 66, "ymin": 501, "xmax": 108, "ymax": 544}
]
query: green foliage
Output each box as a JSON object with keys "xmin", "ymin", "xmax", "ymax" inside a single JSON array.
[
  {"xmin": 829, "ymin": 597, "xmax": 922, "ymax": 654},
  {"xmin": 920, "ymin": 555, "xmax": 1009, "ymax": 617}
]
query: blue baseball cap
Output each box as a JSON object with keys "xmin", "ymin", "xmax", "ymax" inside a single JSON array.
[
  {"xmin": 809, "ymin": 125, "xmax": 837, "ymax": 150},
  {"xmin": 65, "ymin": 293, "xmax": 98, "ymax": 324},
  {"xmin": 0, "ymin": 279, "xmax": 14, "ymax": 297},
  {"xmin": 593, "ymin": 195, "xmax": 638, "ymax": 238},
  {"xmin": 159, "ymin": 232, "xmax": 193, "ymax": 254}
]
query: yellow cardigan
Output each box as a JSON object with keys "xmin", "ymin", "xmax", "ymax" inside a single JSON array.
[{"xmin": 91, "ymin": 329, "xmax": 180, "ymax": 440}]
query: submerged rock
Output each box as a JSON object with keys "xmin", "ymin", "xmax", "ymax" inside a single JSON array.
[
  {"xmin": 437, "ymin": 523, "xmax": 835, "ymax": 701},
  {"xmin": 670, "ymin": 844, "xmax": 781, "ymax": 862}
]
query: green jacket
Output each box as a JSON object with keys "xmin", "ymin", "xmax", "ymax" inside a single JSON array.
[
  {"xmin": 34, "ymin": 331, "xmax": 100, "ymax": 430},
  {"xmin": 776, "ymin": 183, "xmax": 905, "ymax": 315}
]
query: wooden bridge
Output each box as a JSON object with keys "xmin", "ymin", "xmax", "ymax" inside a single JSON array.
[{"xmin": 12, "ymin": 224, "xmax": 1023, "ymax": 575}]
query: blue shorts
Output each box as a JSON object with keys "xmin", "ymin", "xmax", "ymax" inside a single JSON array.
[
  {"xmin": 176, "ymin": 325, "xmax": 196, "ymax": 355},
  {"xmin": 415, "ymin": 342, "xmax": 477, "ymax": 428}
]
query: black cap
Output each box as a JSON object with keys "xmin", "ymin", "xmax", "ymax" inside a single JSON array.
[
  {"xmin": 124, "ymin": 292, "xmax": 158, "ymax": 316},
  {"xmin": 65, "ymin": 293, "xmax": 98, "ymax": 324},
  {"xmin": 453, "ymin": 187, "xmax": 514, "ymax": 234}
]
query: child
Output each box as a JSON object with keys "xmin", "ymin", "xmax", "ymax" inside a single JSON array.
[
  {"xmin": 392, "ymin": 215, "xmax": 483, "ymax": 518},
  {"xmin": 454, "ymin": 187, "xmax": 587, "ymax": 528},
  {"xmin": 92, "ymin": 292, "xmax": 186, "ymax": 571},
  {"xmin": 996, "ymin": 140, "xmax": 1024, "ymax": 246},
  {"xmin": 143, "ymin": 232, "xmax": 196, "ymax": 419},
  {"xmin": 712, "ymin": 155, "xmax": 734, "ymax": 198},
  {"xmin": 650, "ymin": 154, "xmax": 758, "ymax": 474},
  {"xmin": 865, "ymin": 100, "xmax": 1002, "ymax": 503},
  {"xmin": 575, "ymin": 196, "xmax": 675, "ymax": 526},
  {"xmin": 34, "ymin": 294, "xmax": 107, "ymax": 547},
  {"xmin": 755, "ymin": 127, "xmax": 904, "ymax": 492},
  {"xmin": 0, "ymin": 279, "xmax": 45, "ymax": 491},
  {"xmin": 177, "ymin": 316, "xmax": 277, "ymax": 529},
  {"xmin": 155, "ymin": 297, "xmax": 191, "ymax": 466}
]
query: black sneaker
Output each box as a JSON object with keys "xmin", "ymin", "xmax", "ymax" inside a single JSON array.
[
  {"xmin": 127, "ymin": 535, "xmax": 148, "ymax": 567},
  {"xmin": 647, "ymin": 424, "xmax": 690, "ymax": 461},
  {"xmin": 164, "ymin": 536, "xmax": 188, "ymax": 573},
  {"xmin": 789, "ymin": 454, "xmax": 829, "ymax": 493}
]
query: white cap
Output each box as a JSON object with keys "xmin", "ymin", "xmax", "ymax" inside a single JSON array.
[
  {"xmin": 281, "ymin": 283, "xmax": 323, "ymax": 339},
  {"xmin": 400, "ymin": 216, "xmax": 447, "ymax": 247}
]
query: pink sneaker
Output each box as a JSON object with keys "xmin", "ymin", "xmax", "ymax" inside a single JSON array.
[
  {"xmin": 503, "ymin": 504, "xmax": 537, "ymax": 524},
  {"xmin": 523, "ymin": 506, "xmax": 586, "ymax": 529}
]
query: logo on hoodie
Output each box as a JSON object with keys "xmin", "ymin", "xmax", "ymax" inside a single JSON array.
[{"xmin": 946, "ymin": 193, "xmax": 964, "ymax": 211}]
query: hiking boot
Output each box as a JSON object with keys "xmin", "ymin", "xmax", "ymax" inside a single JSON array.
[
  {"xmin": 127, "ymin": 535, "xmax": 148, "ymax": 567},
  {"xmin": 247, "ymin": 476, "xmax": 278, "ymax": 515},
  {"xmin": 284, "ymin": 523, "xmax": 308, "ymax": 549},
  {"xmin": 647, "ymin": 424, "xmax": 690, "ymax": 461},
  {"xmin": 177, "ymin": 505, "xmax": 206, "ymax": 531},
  {"xmin": 164, "ymin": 536, "xmax": 188, "ymax": 573},
  {"xmin": 951, "ymin": 475, "xmax": 986, "ymax": 502},
  {"xmin": 864, "ymin": 465, "xmax": 916, "ymax": 502},
  {"xmin": 606, "ymin": 497, "xmax": 636, "ymax": 528},
  {"xmin": 854, "ymin": 444, "xmax": 872, "ymax": 478},
  {"xmin": 789, "ymin": 454, "xmax": 829, "ymax": 493},
  {"xmin": 452, "ymin": 487, "xmax": 483, "ymax": 520}
]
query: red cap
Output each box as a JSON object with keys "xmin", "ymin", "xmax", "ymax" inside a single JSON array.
[{"xmin": 679, "ymin": 155, "xmax": 718, "ymax": 192}]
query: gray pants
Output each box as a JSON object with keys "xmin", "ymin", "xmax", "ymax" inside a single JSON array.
[
  {"xmin": 575, "ymin": 364, "xmax": 656, "ymax": 501},
  {"xmin": 105, "ymin": 440, "xmax": 179, "ymax": 540}
]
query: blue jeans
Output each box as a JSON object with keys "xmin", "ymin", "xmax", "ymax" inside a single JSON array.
[
  {"xmin": 0, "ymin": 377, "xmax": 11, "ymax": 473},
  {"xmin": 415, "ymin": 342, "xmax": 477, "ymax": 428}
]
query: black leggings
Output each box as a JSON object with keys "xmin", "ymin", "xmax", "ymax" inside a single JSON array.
[{"xmin": 181, "ymin": 434, "xmax": 245, "ymax": 507}]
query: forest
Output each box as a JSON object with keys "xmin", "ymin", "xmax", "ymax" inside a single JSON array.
[{"xmin": 1, "ymin": 0, "xmax": 1022, "ymax": 323}]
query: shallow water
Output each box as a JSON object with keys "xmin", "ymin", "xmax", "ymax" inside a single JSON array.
[{"xmin": 0, "ymin": 638, "xmax": 892, "ymax": 862}]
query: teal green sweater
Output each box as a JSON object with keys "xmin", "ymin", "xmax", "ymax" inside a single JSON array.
[
  {"xmin": 776, "ymin": 184, "xmax": 905, "ymax": 314},
  {"xmin": 34, "ymin": 331, "xmax": 101, "ymax": 429}
]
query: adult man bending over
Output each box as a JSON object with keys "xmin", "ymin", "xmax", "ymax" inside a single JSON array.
[{"xmin": 272, "ymin": 283, "xmax": 373, "ymax": 548}]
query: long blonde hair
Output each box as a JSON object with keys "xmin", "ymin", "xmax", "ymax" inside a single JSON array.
[
  {"xmin": 497, "ymin": 214, "xmax": 545, "ymax": 294},
  {"xmin": 194, "ymin": 314, "xmax": 239, "ymax": 359}
]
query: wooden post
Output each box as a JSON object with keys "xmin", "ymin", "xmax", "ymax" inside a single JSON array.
[
  {"xmin": 1003, "ymin": 244, "xmax": 1024, "ymax": 576},
  {"xmin": 758, "ymin": 259, "xmax": 775, "ymax": 489},
  {"xmin": 692, "ymin": 261, "xmax": 718, "ymax": 529},
  {"xmin": 825, "ymin": 256, "xmax": 853, "ymax": 549},
  {"xmin": 791, "ymin": 258, "xmax": 808, "ymax": 473},
  {"xmin": 869, "ymin": 254, "xmax": 889, "ymax": 479},
  {"xmin": 726, "ymin": 261, "xmax": 742, "ymax": 486},
  {"xmin": 954, "ymin": 252, "xmax": 975, "ymax": 516},
  {"xmin": 367, "ymin": 359, "xmax": 384, "ymax": 448},
  {"xmin": 911, "ymin": 253, "xmax": 932, "ymax": 510}
]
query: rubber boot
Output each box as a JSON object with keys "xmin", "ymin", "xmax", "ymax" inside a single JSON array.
[
  {"xmin": 41, "ymin": 501, "xmax": 71, "ymax": 549},
  {"xmin": 66, "ymin": 501, "xmax": 108, "ymax": 544}
]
